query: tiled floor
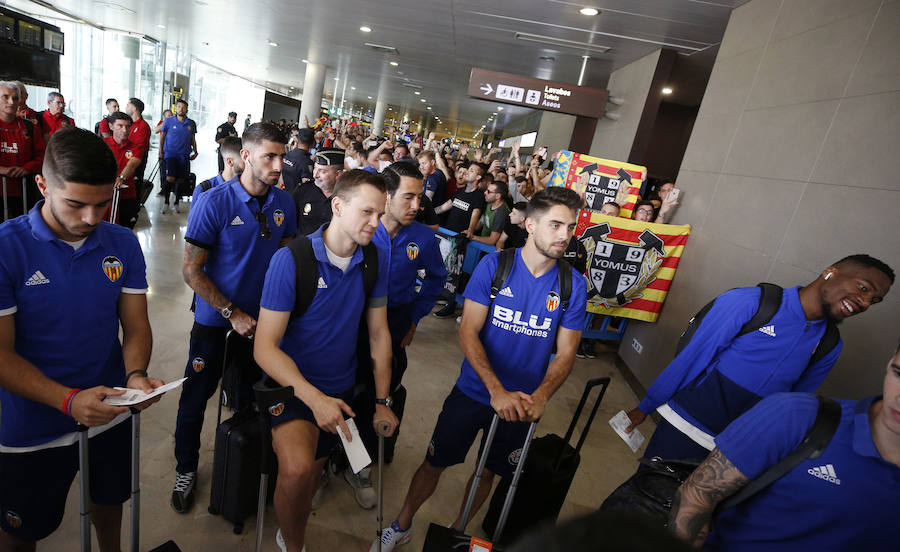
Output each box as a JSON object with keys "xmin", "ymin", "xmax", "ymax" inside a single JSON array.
[{"xmin": 43, "ymin": 186, "xmax": 654, "ymax": 551}]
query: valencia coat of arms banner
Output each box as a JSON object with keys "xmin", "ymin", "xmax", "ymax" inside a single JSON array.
[
  {"xmin": 575, "ymin": 211, "xmax": 691, "ymax": 323},
  {"xmin": 548, "ymin": 150, "xmax": 646, "ymax": 218}
]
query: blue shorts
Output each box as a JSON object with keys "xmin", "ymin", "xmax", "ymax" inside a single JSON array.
[
  {"xmin": 0, "ymin": 418, "xmax": 132, "ymax": 542},
  {"xmin": 425, "ymin": 385, "xmax": 530, "ymax": 477},
  {"xmin": 164, "ymin": 156, "xmax": 190, "ymax": 181},
  {"xmin": 270, "ymin": 388, "xmax": 354, "ymax": 461}
]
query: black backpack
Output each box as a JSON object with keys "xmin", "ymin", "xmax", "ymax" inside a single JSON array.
[
  {"xmin": 286, "ymin": 235, "xmax": 378, "ymax": 318},
  {"xmin": 488, "ymin": 247, "xmax": 573, "ymax": 313},
  {"xmin": 676, "ymin": 283, "xmax": 840, "ymax": 367}
]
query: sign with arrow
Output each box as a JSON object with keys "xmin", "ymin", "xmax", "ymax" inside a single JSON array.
[
  {"xmin": 467, "ymin": 68, "xmax": 607, "ymax": 118},
  {"xmin": 574, "ymin": 211, "xmax": 692, "ymax": 322}
]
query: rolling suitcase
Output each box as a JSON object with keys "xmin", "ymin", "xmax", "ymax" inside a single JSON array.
[
  {"xmin": 481, "ymin": 377, "xmax": 610, "ymax": 544},
  {"xmin": 217, "ymin": 330, "xmax": 261, "ymax": 424},
  {"xmin": 208, "ymin": 331, "xmax": 268, "ymax": 534},
  {"xmin": 139, "ymin": 160, "xmax": 159, "ymax": 206},
  {"xmin": 422, "ymin": 414, "xmax": 538, "ymax": 552}
]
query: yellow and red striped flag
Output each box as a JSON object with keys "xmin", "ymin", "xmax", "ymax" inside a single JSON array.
[
  {"xmin": 575, "ymin": 211, "xmax": 691, "ymax": 323},
  {"xmin": 549, "ymin": 151, "xmax": 645, "ymax": 218}
]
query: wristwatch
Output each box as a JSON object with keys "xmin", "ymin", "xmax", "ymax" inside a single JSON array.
[
  {"xmin": 220, "ymin": 303, "xmax": 234, "ymax": 319},
  {"xmin": 375, "ymin": 396, "xmax": 393, "ymax": 408}
]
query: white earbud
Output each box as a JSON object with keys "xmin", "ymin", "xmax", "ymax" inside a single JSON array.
[{"xmin": 824, "ymin": 273, "xmax": 832, "ymax": 280}]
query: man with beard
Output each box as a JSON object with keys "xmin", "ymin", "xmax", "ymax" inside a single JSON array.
[
  {"xmin": 625, "ymin": 254, "xmax": 894, "ymax": 462},
  {"xmin": 170, "ymin": 123, "xmax": 297, "ymax": 513},
  {"xmin": 373, "ymin": 187, "xmax": 587, "ymax": 551}
]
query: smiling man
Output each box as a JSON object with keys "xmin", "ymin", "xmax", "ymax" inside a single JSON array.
[{"xmin": 625, "ymin": 254, "xmax": 894, "ymax": 463}]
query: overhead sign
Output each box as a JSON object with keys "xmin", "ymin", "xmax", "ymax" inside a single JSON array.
[{"xmin": 467, "ymin": 68, "xmax": 607, "ymax": 118}]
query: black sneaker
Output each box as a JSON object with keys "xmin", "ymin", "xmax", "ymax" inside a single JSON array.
[
  {"xmin": 170, "ymin": 471, "xmax": 196, "ymax": 513},
  {"xmin": 576, "ymin": 343, "xmax": 586, "ymax": 359},
  {"xmin": 432, "ymin": 302, "xmax": 457, "ymax": 318},
  {"xmin": 583, "ymin": 340, "xmax": 597, "ymax": 358}
]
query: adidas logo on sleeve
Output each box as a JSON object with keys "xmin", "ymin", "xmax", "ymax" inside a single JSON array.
[
  {"xmin": 807, "ymin": 463, "xmax": 840, "ymax": 485},
  {"xmin": 25, "ymin": 271, "xmax": 50, "ymax": 286},
  {"xmin": 231, "ymin": 216, "xmax": 244, "ymax": 226},
  {"xmin": 758, "ymin": 324, "xmax": 776, "ymax": 337}
]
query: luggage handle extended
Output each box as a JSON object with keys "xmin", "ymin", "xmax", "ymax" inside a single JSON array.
[
  {"xmin": 252, "ymin": 379, "xmax": 294, "ymax": 552},
  {"xmin": 561, "ymin": 377, "xmax": 611, "ymax": 458}
]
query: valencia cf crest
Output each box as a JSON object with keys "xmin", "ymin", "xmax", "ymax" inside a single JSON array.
[
  {"xmin": 102, "ymin": 256, "xmax": 123, "ymax": 282},
  {"xmin": 268, "ymin": 402, "xmax": 285, "ymax": 416},
  {"xmin": 580, "ymin": 222, "xmax": 665, "ymax": 307},
  {"xmin": 5, "ymin": 510, "xmax": 22, "ymax": 528},
  {"xmin": 303, "ymin": 203, "xmax": 312, "ymax": 215},
  {"xmin": 125, "ymin": 150, "xmax": 134, "ymax": 159},
  {"xmin": 508, "ymin": 448, "xmax": 522, "ymax": 465},
  {"xmin": 406, "ymin": 242, "xmax": 419, "ymax": 261},
  {"xmin": 273, "ymin": 209, "xmax": 285, "ymax": 227},
  {"xmin": 192, "ymin": 357, "xmax": 205, "ymax": 373},
  {"xmin": 546, "ymin": 291, "xmax": 561, "ymax": 312}
]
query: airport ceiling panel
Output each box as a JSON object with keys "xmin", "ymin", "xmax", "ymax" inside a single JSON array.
[{"xmin": 15, "ymin": 0, "xmax": 745, "ymax": 130}]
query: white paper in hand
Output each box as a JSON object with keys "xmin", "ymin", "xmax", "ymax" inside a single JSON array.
[
  {"xmin": 103, "ymin": 377, "xmax": 187, "ymax": 406},
  {"xmin": 337, "ymin": 418, "xmax": 372, "ymax": 474},
  {"xmin": 609, "ymin": 410, "xmax": 645, "ymax": 453}
]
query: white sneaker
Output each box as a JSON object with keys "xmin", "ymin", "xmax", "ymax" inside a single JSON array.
[
  {"xmin": 174, "ymin": 203, "xmax": 182, "ymax": 213},
  {"xmin": 369, "ymin": 521, "xmax": 412, "ymax": 552},
  {"xmin": 275, "ymin": 528, "xmax": 306, "ymax": 552},
  {"xmin": 159, "ymin": 204, "xmax": 169, "ymax": 215},
  {"xmin": 344, "ymin": 465, "xmax": 377, "ymax": 509}
]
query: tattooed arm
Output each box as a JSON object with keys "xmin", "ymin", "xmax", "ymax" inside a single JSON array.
[
  {"xmin": 668, "ymin": 448, "xmax": 749, "ymax": 549},
  {"xmin": 182, "ymin": 242, "xmax": 257, "ymax": 336}
]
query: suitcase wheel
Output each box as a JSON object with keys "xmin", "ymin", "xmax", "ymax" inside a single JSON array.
[
  {"xmin": 232, "ymin": 522, "xmax": 243, "ymax": 535},
  {"xmin": 208, "ymin": 505, "xmax": 219, "ymax": 515}
]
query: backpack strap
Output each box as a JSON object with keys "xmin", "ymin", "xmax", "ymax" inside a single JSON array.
[
  {"xmin": 736, "ymin": 283, "xmax": 783, "ymax": 338},
  {"xmin": 715, "ymin": 396, "xmax": 841, "ymax": 515},
  {"xmin": 489, "ymin": 248, "xmax": 517, "ymax": 308},
  {"xmin": 199, "ymin": 179, "xmax": 213, "ymax": 192},
  {"xmin": 809, "ymin": 321, "xmax": 840, "ymax": 367},
  {"xmin": 287, "ymin": 236, "xmax": 319, "ymax": 319},
  {"xmin": 360, "ymin": 242, "xmax": 379, "ymax": 299},
  {"xmin": 557, "ymin": 259, "xmax": 572, "ymax": 312}
]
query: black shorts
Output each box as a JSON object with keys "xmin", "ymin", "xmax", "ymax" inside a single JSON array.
[
  {"xmin": 270, "ymin": 388, "xmax": 354, "ymax": 461},
  {"xmin": 425, "ymin": 385, "xmax": 530, "ymax": 477},
  {"xmin": 0, "ymin": 418, "xmax": 132, "ymax": 542},
  {"xmin": 164, "ymin": 156, "xmax": 190, "ymax": 181}
]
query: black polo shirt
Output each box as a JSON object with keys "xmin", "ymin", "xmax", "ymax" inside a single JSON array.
[{"xmin": 291, "ymin": 181, "xmax": 332, "ymax": 236}]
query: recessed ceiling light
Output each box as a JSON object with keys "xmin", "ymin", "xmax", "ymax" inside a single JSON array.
[
  {"xmin": 157, "ymin": 24, "xmax": 166, "ymax": 28},
  {"xmin": 497, "ymin": 106, "xmax": 504, "ymax": 111},
  {"xmin": 367, "ymin": 96, "xmax": 373, "ymax": 99},
  {"xmin": 389, "ymin": 61, "xmax": 399, "ymax": 66},
  {"xmin": 268, "ymin": 39, "xmax": 278, "ymax": 47},
  {"xmin": 301, "ymin": 59, "xmax": 309, "ymax": 64},
  {"xmin": 492, "ymin": 112, "xmax": 497, "ymax": 115},
  {"xmin": 351, "ymin": 86, "xmax": 356, "ymax": 90},
  {"xmin": 360, "ymin": 25, "xmax": 372, "ymax": 33},
  {"xmin": 427, "ymin": 107, "xmax": 432, "ymax": 110},
  {"xmin": 580, "ymin": 7, "xmax": 599, "ymax": 16},
  {"xmin": 414, "ymin": 91, "xmax": 421, "ymax": 95},
  {"xmin": 662, "ymin": 87, "xmax": 673, "ymax": 94},
  {"xmin": 334, "ymin": 77, "xmax": 340, "ymax": 81},
  {"xmin": 420, "ymin": 98, "xmax": 426, "ymax": 102}
]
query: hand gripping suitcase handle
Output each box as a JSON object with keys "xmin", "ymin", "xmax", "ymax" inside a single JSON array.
[{"xmin": 562, "ymin": 377, "xmax": 611, "ymax": 454}]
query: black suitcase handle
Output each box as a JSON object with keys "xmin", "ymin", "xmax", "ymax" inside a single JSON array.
[{"xmin": 562, "ymin": 377, "xmax": 611, "ymax": 454}]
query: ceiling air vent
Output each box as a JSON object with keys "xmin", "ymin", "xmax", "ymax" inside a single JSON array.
[
  {"xmin": 365, "ymin": 42, "xmax": 399, "ymax": 55},
  {"xmin": 514, "ymin": 32, "xmax": 610, "ymax": 54}
]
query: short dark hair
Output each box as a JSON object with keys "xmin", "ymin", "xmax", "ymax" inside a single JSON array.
[
  {"xmin": 834, "ymin": 254, "xmax": 895, "ymax": 285},
  {"xmin": 395, "ymin": 142, "xmax": 410, "ymax": 154},
  {"xmin": 105, "ymin": 98, "xmax": 117, "ymax": 106},
  {"xmin": 471, "ymin": 162, "xmax": 487, "ymax": 176},
  {"xmin": 633, "ymin": 200, "xmax": 656, "ymax": 213},
  {"xmin": 44, "ymin": 128, "xmax": 117, "ymax": 187},
  {"xmin": 602, "ymin": 201, "xmax": 621, "ymax": 213},
  {"xmin": 526, "ymin": 187, "xmax": 583, "ymax": 219},
  {"xmin": 382, "ymin": 162, "xmax": 423, "ymax": 194},
  {"xmin": 107, "ymin": 111, "xmax": 132, "ymax": 126},
  {"xmin": 512, "ymin": 201, "xmax": 528, "ymax": 213},
  {"xmin": 242, "ymin": 122, "xmax": 286, "ymax": 147},
  {"xmin": 480, "ymin": 171, "xmax": 494, "ymax": 186},
  {"xmin": 127, "ymin": 97, "xmax": 144, "ymax": 113},
  {"xmin": 228, "ymin": 111, "xmax": 237, "ymax": 118},
  {"xmin": 175, "ymin": 99, "xmax": 188, "ymax": 107},
  {"xmin": 489, "ymin": 180, "xmax": 509, "ymax": 200},
  {"xmin": 334, "ymin": 169, "xmax": 387, "ymax": 201},
  {"xmin": 220, "ymin": 136, "xmax": 242, "ymax": 158}
]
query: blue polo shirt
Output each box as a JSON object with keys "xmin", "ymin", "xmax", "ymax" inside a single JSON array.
[
  {"xmin": 706, "ymin": 393, "xmax": 899, "ymax": 551},
  {"xmin": 457, "ymin": 250, "xmax": 587, "ymax": 405},
  {"xmin": 638, "ymin": 286, "xmax": 842, "ymax": 435},
  {"xmin": 423, "ymin": 170, "xmax": 448, "ymax": 204},
  {"xmin": 0, "ymin": 205, "xmax": 148, "ymax": 447},
  {"xmin": 185, "ymin": 178, "xmax": 297, "ymax": 327},
  {"xmin": 372, "ymin": 221, "xmax": 447, "ymax": 324},
  {"xmin": 160, "ymin": 115, "xmax": 197, "ymax": 159},
  {"xmin": 191, "ymin": 173, "xmax": 225, "ymax": 203},
  {"xmin": 259, "ymin": 226, "xmax": 389, "ymax": 394}
]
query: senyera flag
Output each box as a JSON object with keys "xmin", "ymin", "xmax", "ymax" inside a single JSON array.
[
  {"xmin": 575, "ymin": 211, "xmax": 691, "ymax": 323},
  {"xmin": 549, "ymin": 151, "xmax": 645, "ymax": 218}
]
